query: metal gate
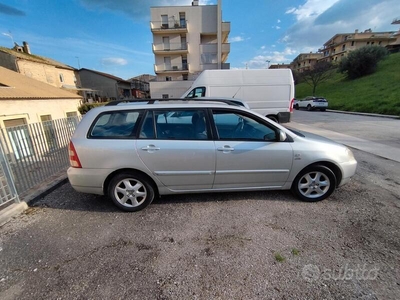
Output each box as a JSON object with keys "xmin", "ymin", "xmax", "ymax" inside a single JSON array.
[{"xmin": 0, "ymin": 142, "xmax": 19, "ymax": 208}]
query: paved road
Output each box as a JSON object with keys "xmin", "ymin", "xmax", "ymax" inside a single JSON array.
[
  {"xmin": 288, "ymin": 110, "xmax": 400, "ymax": 163},
  {"xmin": 1, "ymin": 111, "xmax": 399, "ymax": 299},
  {"xmin": 291, "ymin": 110, "xmax": 400, "ymax": 148}
]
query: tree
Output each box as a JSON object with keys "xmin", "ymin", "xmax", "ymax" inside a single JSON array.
[
  {"xmin": 339, "ymin": 45, "xmax": 389, "ymax": 79},
  {"xmin": 299, "ymin": 61, "xmax": 335, "ymax": 95}
]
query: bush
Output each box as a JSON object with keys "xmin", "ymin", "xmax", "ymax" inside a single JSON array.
[
  {"xmin": 339, "ymin": 46, "xmax": 389, "ymax": 79},
  {"xmin": 78, "ymin": 102, "xmax": 107, "ymax": 115}
]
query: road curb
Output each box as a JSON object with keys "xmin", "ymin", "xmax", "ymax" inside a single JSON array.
[
  {"xmin": 326, "ymin": 109, "xmax": 400, "ymax": 119},
  {"xmin": 0, "ymin": 201, "xmax": 29, "ymax": 227},
  {"xmin": 0, "ymin": 173, "xmax": 68, "ymax": 227}
]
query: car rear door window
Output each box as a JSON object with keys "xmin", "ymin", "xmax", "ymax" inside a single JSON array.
[
  {"xmin": 90, "ymin": 110, "xmax": 142, "ymax": 138},
  {"xmin": 139, "ymin": 109, "xmax": 208, "ymax": 140}
]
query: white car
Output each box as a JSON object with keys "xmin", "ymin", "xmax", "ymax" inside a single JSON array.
[
  {"xmin": 68, "ymin": 98, "xmax": 356, "ymax": 212},
  {"xmin": 295, "ymin": 96, "xmax": 328, "ymax": 111}
]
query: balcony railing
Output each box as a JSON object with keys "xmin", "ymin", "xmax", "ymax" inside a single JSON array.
[
  {"xmin": 222, "ymin": 22, "xmax": 230, "ymax": 33},
  {"xmin": 154, "ymin": 63, "xmax": 189, "ymax": 73},
  {"xmin": 221, "ymin": 43, "xmax": 230, "ymax": 53},
  {"xmin": 153, "ymin": 43, "xmax": 188, "ymax": 53},
  {"xmin": 151, "ymin": 20, "xmax": 188, "ymax": 32},
  {"xmin": 201, "ymin": 63, "xmax": 230, "ymax": 70}
]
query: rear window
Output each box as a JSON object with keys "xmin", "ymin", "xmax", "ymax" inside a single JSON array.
[{"xmin": 89, "ymin": 110, "xmax": 142, "ymax": 138}]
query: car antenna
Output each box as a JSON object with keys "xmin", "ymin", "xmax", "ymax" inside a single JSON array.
[{"xmin": 232, "ymin": 87, "xmax": 241, "ymax": 98}]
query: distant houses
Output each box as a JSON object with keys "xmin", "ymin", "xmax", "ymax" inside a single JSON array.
[
  {"xmin": 289, "ymin": 28, "xmax": 400, "ymax": 73},
  {"xmin": 0, "ymin": 66, "xmax": 82, "ymax": 128}
]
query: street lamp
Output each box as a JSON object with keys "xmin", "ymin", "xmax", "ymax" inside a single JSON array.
[{"xmin": 266, "ymin": 60, "xmax": 270, "ymax": 69}]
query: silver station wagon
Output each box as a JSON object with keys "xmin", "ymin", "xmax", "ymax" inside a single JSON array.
[{"xmin": 67, "ymin": 99, "xmax": 357, "ymax": 212}]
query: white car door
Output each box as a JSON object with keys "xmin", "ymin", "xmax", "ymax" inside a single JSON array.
[{"xmin": 136, "ymin": 109, "xmax": 216, "ymax": 191}]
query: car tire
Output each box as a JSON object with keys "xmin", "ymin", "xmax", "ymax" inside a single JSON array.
[
  {"xmin": 294, "ymin": 104, "xmax": 299, "ymax": 110},
  {"xmin": 307, "ymin": 104, "xmax": 312, "ymax": 111},
  {"xmin": 291, "ymin": 165, "xmax": 337, "ymax": 202},
  {"xmin": 108, "ymin": 172, "xmax": 155, "ymax": 212},
  {"xmin": 320, "ymin": 108, "xmax": 326, "ymax": 111},
  {"xmin": 267, "ymin": 115, "xmax": 278, "ymax": 123}
]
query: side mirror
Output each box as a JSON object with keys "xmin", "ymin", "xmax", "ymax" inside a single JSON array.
[{"xmin": 279, "ymin": 130, "xmax": 287, "ymax": 142}]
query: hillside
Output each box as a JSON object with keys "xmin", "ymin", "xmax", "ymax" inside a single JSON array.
[{"xmin": 295, "ymin": 52, "xmax": 400, "ymax": 116}]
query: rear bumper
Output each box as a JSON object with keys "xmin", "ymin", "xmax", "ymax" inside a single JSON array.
[{"xmin": 67, "ymin": 167, "xmax": 107, "ymax": 195}]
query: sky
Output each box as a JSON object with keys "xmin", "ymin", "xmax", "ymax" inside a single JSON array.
[{"xmin": 0, "ymin": 0, "xmax": 399, "ymax": 80}]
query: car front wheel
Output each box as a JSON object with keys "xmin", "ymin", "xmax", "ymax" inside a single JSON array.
[
  {"xmin": 108, "ymin": 172, "xmax": 155, "ymax": 212},
  {"xmin": 307, "ymin": 104, "xmax": 312, "ymax": 111},
  {"xmin": 292, "ymin": 165, "xmax": 337, "ymax": 202}
]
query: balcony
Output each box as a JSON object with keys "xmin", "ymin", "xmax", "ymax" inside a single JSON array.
[
  {"xmin": 154, "ymin": 63, "xmax": 189, "ymax": 74},
  {"xmin": 152, "ymin": 43, "xmax": 188, "ymax": 55},
  {"xmin": 151, "ymin": 20, "xmax": 188, "ymax": 34},
  {"xmin": 221, "ymin": 43, "xmax": 230, "ymax": 54},
  {"xmin": 221, "ymin": 22, "xmax": 230, "ymax": 42},
  {"xmin": 201, "ymin": 63, "xmax": 230, "ymax": 71}
]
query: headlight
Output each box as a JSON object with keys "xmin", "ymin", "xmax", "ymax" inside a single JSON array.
[{"xmin": 345, "ymin": 147, "xmax": 355, "ymax": 160}]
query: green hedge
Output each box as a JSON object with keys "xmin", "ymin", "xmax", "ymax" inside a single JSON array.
[{"xmin": 78, "ymin": 102, "xmax": 108, "ymax": 115}]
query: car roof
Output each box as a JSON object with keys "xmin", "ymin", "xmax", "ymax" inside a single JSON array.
[
  {"xmin": 90, "ymin": 101, "xmax": 249, "ymax": 114},
  {"xmin": 105, "ymin": 97, "xmax": 248, "ymax": 108}
]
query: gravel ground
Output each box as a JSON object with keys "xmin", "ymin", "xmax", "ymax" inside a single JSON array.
[{"xmin": 0, "ymin": 149, "xmax": 399, "ymax": 300}]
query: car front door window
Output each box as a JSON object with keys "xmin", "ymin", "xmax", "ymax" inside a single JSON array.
[{"xmin": 212, "ymin": 110, "xmax": 277, "ymax": 141}]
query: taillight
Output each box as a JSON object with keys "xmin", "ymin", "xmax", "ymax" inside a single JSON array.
[
  {"xmin": 290, "ymin": 98, "xmax": 294, "ymax": 112},
  {"xmin": 69, "ymin": 141, "xmax": 82, "ymax": 168}
]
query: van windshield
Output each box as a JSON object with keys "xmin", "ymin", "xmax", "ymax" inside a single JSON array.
[{"xmin": 186, "ymin": 87, "xmax": 206, "ymax": 98}]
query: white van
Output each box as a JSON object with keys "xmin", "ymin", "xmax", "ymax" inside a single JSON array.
[{"xmin": 181, "ymin": 69, "xmax": 295, "ymax": 123}]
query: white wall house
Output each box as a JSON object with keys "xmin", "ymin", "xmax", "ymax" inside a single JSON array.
[{"xmin": 149, "ymin": 0, "xmax": 230, "ymax": 98}]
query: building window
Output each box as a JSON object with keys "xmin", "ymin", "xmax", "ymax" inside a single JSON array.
[
  {"xmin": 59, "ymin": 73, "xmax": 64, "ymax": 83},
  {"xmin": 161, "ymin": 15, "xmax": 168, "ymax": 29},
  {"xmin": 179, "ymin": 12, "xmax": 186, "ymax": 27},
  {"xmin": 162, "ymin": 94, "xmax": 169, "ymax": 99},
  {"xmin": 4, "ymin": 118, "xmax": 33, "ymax": 160},
  {"xmin": 183, "ymin": 74, "xmax": 188, "ymax": 81},
  {"xmin": 351, "ymin": 41, "xmax": 355, "ymax": 46},
  {"xmin": 342, "ymin": 44, "xmax": 346, "ymax": 51},
  {"xmin": 166, "ymin": 76, "xmax": 172, "ymax": 81}
]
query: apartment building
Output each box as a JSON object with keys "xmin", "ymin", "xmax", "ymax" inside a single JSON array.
[
  {"xmin": 149, "ymin": 0, "xmax": 230, "ymax": 98},
  {"xmin": 318, "ymin": 29, "xmax": 397, "ymax": 62},
  {"xmin": 269, "ymin": 63, "xmax": 291, "ymax": 70},
  {"xmin": 290, "ymin": 52, "xmax": 323, "ymax": 73}
]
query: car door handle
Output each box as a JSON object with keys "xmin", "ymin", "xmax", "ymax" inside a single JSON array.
[
  {"xmin": 141, "ymin": 145, "xmax": 160, "ymax": 152},
  {"xmin": 217, "ymin": 146, "xmax": 234, "ymax": 152}
]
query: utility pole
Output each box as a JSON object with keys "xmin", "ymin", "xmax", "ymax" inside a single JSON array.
[{"xmin": 75, "ymin": 57, "xmax": 81, "ymax": 69}]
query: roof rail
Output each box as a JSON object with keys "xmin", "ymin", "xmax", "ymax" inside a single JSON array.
[{"xmin": 105, "ymin": 98, "xmax": 247, "ymax": 107}]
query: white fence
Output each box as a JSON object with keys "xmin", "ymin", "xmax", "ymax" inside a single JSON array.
[{"xmin": 0, "ymin": 116, "xmax": 81, "ymax": 208}]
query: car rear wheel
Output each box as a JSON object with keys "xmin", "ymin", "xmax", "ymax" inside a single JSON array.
[
  {"xmin": 292, "ymin": 165, "xmax": 336, "ymax": 202},
  {"xmin": 307, "ymin": 104, "xmax": 312, "ymax": 111},
  {"xmin": 108, "ymin": 172, "xmax": 155, "ymax": 212},
  {"xmin": 267, "ymin": 115, "xmax": 278, "ymax": 123}
]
